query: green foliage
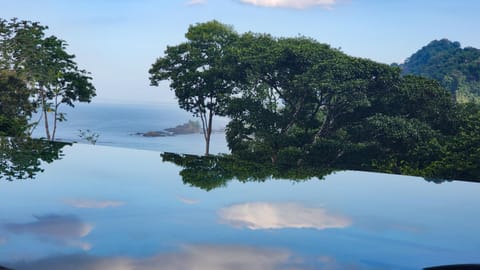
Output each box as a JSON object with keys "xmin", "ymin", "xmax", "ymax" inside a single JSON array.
[
  {"xmin": 226, "ymin": 34, "xmax": 334, "ymax": 161},
  {"xmin": 149, "ymin": 20, "xmax": 239, "ymax": 155},
  {"xmin": 0, "ymin": 136, "xmax": 70, "ymax": 181},
  {"xmin": 422, "ymin": 103, "xmax": 480, "ymax": 181},
  {"xmin": 385, "ymin": 75, "xmax": 456, "ymax": 133},
  {"xmin": 0, "ymin": 18, "xmax": 96, "ymax": 140},
  {"xmin": 225, "ymin": 32, "xmax": 406, "ymax": 167},
  {"xmin": 156, "ymin": 21, "xmax": 480, "ymax": 182},
  {"xmin": 227, "ymin": 35, "xmax": 471, "ymax": 178},
  {"xmin": 0, "ymin": 71, "xmax": 34, "ymax": 136},
  {"xmin": 356, "ymin": 114, "xmax": 442, "ymax": 173},
  {"xmin": 400, "ymin": 39, "xmax": 480, "ymax": 103}
]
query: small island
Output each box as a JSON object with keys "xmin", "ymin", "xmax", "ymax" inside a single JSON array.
[{"xmin": 138, "ymin": 120, "xmax": 201, "ymax": 137}]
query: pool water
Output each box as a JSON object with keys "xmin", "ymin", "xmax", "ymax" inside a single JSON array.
[{"xmin": 0, "ymin": 143, "xmax": 479, "ymax": 270}]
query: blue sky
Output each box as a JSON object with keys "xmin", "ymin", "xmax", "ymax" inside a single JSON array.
[{"xmin": 1, "ymin": 0, "xmax": 479, "ymax": 104}]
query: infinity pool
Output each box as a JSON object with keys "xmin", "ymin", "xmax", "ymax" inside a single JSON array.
[{"xmin": 0, "ymin": 143, "xmax": 479, "ymax": 269}]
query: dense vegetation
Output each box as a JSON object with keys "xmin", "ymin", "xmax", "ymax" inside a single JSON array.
[
  {"xmin": 1, "ymin": 19, "xmax": 479, "ymax": 182},
  {"xmin": 0, "ymin": 18, "xmax": 96, "ymax": 139},
  {"xmin": 153, "ymin": 21, "xmax": 480, "ymax": 182},
  {"xmin": 0, "ymin": 18, "xmax": 93, "ymax": 181},
  {"xmin": 0, "ymin": 70, "xmax": 33, "ymax": 137},
  {"xmin": 399, "ymin": 39, "xmax": 480, "ymax": 103}
]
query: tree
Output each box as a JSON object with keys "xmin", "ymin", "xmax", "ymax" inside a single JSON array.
[
  {"xmin": 225, "ymin": 34, "xmax": 340, "ymax": 163},
  {"xmin": 225, "ymin": 33, "xmax": 399, "ymax": 165},
  {"xmin": 422, "ymin": 103, "xmax": 480, "ymax": 181},
  {"xmin": 152, "ymin": 22, "xmax": 479, "ymax": 181},
  {"xmin": 0, "ymin": 70, "xmax": 34, "ymax": 136},
  {"xmin": 340, "ymin": 75, "xmax": 458, "ymax": 174},
  {"xmin": 0, "ymin": 18, "xmax": 96, "ymax": 140},
  {"xmin": 353, "ymin": 114, "xmax": 442, "ymax": 174},
  {"xmin": 149, "ymin": 20, "xmax": 239, "ymax": 155}
]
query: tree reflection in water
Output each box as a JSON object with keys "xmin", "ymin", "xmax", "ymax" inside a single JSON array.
[
  {"xmin": 0, "ymin": 137, "xmax": 71, "ymax": 181},
  {"xmin": 161, "ymin": 152, "xmax": 335, "ymax": 191},
  {"xmin": 161, "ymin": 151, "xmax": 473, "ymax": 190}
]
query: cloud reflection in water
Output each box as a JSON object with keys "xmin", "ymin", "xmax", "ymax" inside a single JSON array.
[
  {"xmin": 4, "ymin": 214, "xmax": 93, "ymax": 250},
  {"xmin": 177, "ymin": 196, "xmax": 200, "ymax": 205},
  {"xmin": 64, "ymin": 199, "xmax": 125, "ymax": 209},
  {"xmin": 219, "ymin": 202, "xmax": 351, "ymax": 230},
  {"xmin": 9, "ymin": 245, "xmax": 293, "ymax": 270}
]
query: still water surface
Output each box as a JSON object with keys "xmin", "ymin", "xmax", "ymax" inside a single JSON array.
[{"xmin": 0, "ymin": 143, "xmax": 479, "ymax": 269}]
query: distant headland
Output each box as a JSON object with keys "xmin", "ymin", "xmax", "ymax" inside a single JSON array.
[{"xmin": 136, "ymin": 120, "xmax": 202, "ymax": 137}]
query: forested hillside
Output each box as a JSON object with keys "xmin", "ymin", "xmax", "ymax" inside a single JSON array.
[{"xmin": 399, "ymin": 39, "xmax": 480, "ymax": 103}]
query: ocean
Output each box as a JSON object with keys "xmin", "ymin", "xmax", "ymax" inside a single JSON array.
[{"xmin": 31, "ymin": 102, "xmax": 230, "ymax": 155}]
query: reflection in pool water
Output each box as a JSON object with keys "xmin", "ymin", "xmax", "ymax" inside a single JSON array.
[
  {"xmin": 6, "ymin": 245, "xmax": 324, "ymax": 270},
  {"xmin": 63, "ymin": 199, "xmax": 125, "ymax": 209},
  {"xmin": 219, "ymin": 202, "xmax": 351, "ymax": 230},
  {"xmin": 0, "ymin": 137, "xmax": 71, "ymax": 181},
  {"xmin": 1, "ymin": 143, "xmax": 479, "ymax": 269},
  {"xmin": 5, "ymin": 215, "xmax": 93, "ymax": 251}
]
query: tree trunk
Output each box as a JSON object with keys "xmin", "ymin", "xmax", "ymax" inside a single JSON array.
[
  {"xmin": 52, "ymin": 96, "xmax": 59, "ymax": 141},
  {"xmin": 43, "ymin": 106, "xmax": 51, "ymax": 140},
  {"xmin": 40, "ymin": 90, "xmax": 51, "ymax": 140},
  {"xmin": 205, "ymin": 110, "xmax": 214, "ymax": 156}
]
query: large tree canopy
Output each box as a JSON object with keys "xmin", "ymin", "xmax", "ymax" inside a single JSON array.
[
  {"xmin": 149, "ymin": 20, "xmax": 239, "ymax": 155},
  {"xmin": 152, "ymin": 20, "xmax": 478, "ymax": 181},
  {"xmin": 223, "ymin": 31, "xmax": 468, "ymax": 178},
  {"xmin": 0, "ymin": 18, "xmax": 96, "ymax": 140},
  {"xmin": 225, "ymin": 33, "xmax": 402, "ymax": 165}
]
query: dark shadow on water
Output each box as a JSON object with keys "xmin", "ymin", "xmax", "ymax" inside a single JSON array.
[{"xmin": 0, "ymin": 137, "xmax": 71, "ymax": 181}]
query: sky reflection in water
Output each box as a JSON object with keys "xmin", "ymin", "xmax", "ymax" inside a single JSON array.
[{"xmin": 1, "ymin": 144, "xmax": 479, "ymax": 269}]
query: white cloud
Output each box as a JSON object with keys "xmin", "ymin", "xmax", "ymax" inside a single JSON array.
[
  {"xmin": 219, "ymin": 202, "xmax": 351, "ymax": 230},
  {"xmin": 186, "ymin": 0, "xmax": 207, "ymax": 6},
  {"xmin": 178, "ymin": 196, "xmax": 200, "ymax": 205},
  {"xmin": 240, "ymin": 0, "xmax": 337, "ymax": 9},
  {"xmin": 5, "ymin": 214, "xmax": 93, "ymax": 250},
  {"xmin": 64, "ymin": 199, "xmax": 125, "ymax": 209}
]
